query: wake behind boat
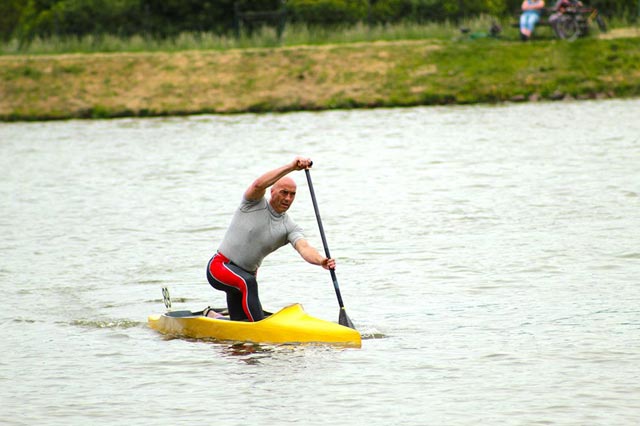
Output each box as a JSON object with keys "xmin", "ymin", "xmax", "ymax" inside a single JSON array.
[{"xmin": 148, "ymin": 303, "xmax": 361, "ymax": 347}]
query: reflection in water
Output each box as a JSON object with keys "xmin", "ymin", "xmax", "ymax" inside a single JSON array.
[
  {"xmin": 223, "ymin": 343, "xmax": 273, "ymax": 364},
  {"xmin": 219, "ymin": 342, "xmax": 307, "ymax": 365}
]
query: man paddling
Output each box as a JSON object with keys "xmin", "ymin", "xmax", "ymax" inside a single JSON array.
[{"xmin": 206, "ymin": 157, "xmax": 335, "ymax": 321}]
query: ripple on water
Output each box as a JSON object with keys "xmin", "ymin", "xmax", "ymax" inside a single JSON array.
[{"xmin": 2, "ymin": 100, "xmax": 640, "ymax": 425}]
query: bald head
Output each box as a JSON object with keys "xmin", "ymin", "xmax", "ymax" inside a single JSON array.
[
  {"xmin": 270, "ymin": 177, "xmax": 297, "ymax": 213},
  {"xmin": 272, "ymin": 177, "xmax": 296, "ymax": 192}
]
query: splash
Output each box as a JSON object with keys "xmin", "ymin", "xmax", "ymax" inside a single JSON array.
[{"xmin": 71, "ymin": 319, "xmax": 143, "ymax": 329}]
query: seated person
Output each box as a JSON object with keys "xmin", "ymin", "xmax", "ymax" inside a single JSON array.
[
  {"xmin": 549, "ymin": 0, "xmax": 583, "ymax": 32},
  {"xmin": 520, "ymin": 0, "xmax": 546, "ymax": 40}
]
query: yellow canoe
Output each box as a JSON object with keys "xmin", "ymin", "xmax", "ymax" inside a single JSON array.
[{"xmin": 148, "ymin": 303, "xmax": 361, "ymax": 347}]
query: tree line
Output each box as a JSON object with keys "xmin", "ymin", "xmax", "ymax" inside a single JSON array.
[{"xmin": 1, "ymin": 0, "xmax": 637, "ymax": 42}]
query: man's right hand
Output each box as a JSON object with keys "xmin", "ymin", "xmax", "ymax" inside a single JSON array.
[{"xmin": 292, "ymin": 157, "xmax": 313, "ymax": 170}]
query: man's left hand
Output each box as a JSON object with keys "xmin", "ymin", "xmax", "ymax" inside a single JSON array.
[{"xmin": 322, "ymin": 257, "xmax": 336, "ymax": 270}]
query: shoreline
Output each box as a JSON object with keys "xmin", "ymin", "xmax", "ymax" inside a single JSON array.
[{"xmin": 2, "ymin": 35, "xmax": 639, "ymax": 122}]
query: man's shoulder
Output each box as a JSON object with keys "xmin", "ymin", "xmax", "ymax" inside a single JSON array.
[{"xmin": 239, "ymin": 195, "xmax": 267, "ymax": 211}]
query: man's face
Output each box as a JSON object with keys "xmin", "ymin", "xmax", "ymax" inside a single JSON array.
[{"xmin": 270, "ymin": 179, "xmax": 297, "ymax": 213}]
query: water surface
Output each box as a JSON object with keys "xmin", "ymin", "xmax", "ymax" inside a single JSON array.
[{"xmin": 1, "ymin": 99, "xmax": 639, "ymax": 425}]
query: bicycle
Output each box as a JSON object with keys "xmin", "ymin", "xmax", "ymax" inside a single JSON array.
[{"xmin": 553, "ymin": 6, "xmax": 607, "ymax": 41}]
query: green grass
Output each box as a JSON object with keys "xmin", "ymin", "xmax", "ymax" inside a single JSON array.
[
  {"xmin": 1, "ymin": 23, "xmax": 639, "ymax": 121},
  {"xmin": 0, "ymin": 15, "xmax": 594, "ymax": 55},
  {"xmin": 2, "ymin": 11, "xmax": 636, "ymax": 56},
  {"xmin": 2, "ymin": 64, "xmax": 43, "ymax": 79}
]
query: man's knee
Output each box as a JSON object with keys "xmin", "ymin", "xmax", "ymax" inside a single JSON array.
[{"xmin": 244, "ymin": 274, "xmax": 258, "ymax": 291}]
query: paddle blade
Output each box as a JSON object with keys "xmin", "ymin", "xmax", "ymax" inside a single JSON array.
[{"xmin": 339, "ymin": 308, "xmax": 356, "ymax": 329}]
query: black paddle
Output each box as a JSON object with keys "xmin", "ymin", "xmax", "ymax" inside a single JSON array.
[{"xmin": 305, "ymin": 167, "xmax": 356, "ymax": 330}]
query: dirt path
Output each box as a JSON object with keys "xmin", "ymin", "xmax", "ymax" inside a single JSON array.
[{"xmin": 598, "ymin": 27, "xmax": 640, "ymax": 39}]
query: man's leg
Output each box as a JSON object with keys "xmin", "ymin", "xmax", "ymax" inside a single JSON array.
[{"xmin": 207, "ymin": 255, "xmax": 264, "ymax": 322}]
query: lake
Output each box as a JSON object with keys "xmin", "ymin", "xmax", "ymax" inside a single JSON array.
[{"xmin": 1, "ymin": 99, "xmax": 639, "ymax": 425}]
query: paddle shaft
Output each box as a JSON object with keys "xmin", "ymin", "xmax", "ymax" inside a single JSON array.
[{"xmin": 304, "ymin": 169, "xmax": 346, "ymax": 309}]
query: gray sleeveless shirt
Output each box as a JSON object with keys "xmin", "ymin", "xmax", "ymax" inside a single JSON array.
[{"xmin": 217, "ymin": 196, "xmax": 305, "ymax": 272}]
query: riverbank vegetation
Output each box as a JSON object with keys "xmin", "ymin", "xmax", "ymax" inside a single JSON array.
[
  {"xmin": 1, "ymin": 1, "xmax": 639, "ymax": 121},
  {"xmin": 2, "ymin": 0, "xmax": 638, "ymax": 49},
  {"xmin": 2, "ymin": 33, "xmax": 639, "ymax": 121}
]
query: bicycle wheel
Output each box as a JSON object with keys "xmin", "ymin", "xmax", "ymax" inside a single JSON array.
[
  {"xmin": 555, "ymin": 15, "xmax": 580, "ymax": 41},
  {"xmin": 595, "ymin": 13, "xmax": 607, "ymax": 32}
]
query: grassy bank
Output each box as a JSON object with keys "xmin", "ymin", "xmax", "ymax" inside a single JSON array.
[
  {"xmin": 2, "ymin": 33, "xmax": 640, "ymax": 121},
  {"xmin": 0, "ymin": 17, "xmax": 514, "ymax": 55}
]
